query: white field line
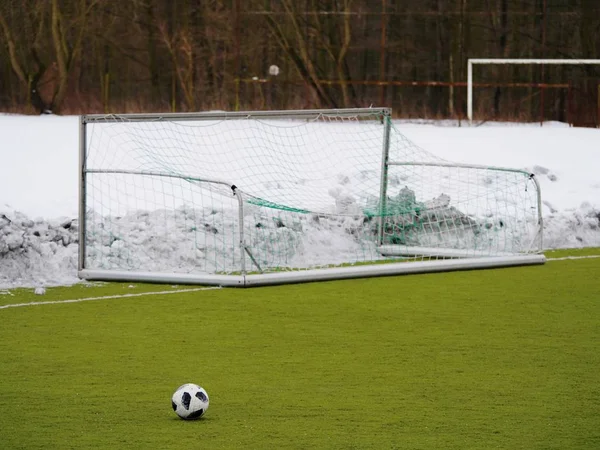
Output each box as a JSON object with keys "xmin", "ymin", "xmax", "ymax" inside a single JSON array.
[
  {"xmin": 0, "ymin": 286, "xmax": 222, "ymax": 310},
  {"xmin": 546, "ymin": 255, "xmax": 600, "ymax": 262},
  {"xmin": 1, "ymin": 255, "xmax": 598, "ymax": 309}
]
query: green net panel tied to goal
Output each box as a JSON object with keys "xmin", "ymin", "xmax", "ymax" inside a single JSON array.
[{"xmin": 78, "ymin": 108, "xmax": 544, "ymax": 286}]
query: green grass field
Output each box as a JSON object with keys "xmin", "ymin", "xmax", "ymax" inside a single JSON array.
[{"xmin": 1, "ymin": 251, "xmax": 599, "ymax": 449}]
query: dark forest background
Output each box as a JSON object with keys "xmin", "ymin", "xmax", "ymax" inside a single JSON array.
[{"xmin": 1, "ymin": 0, "xmax": 599, "ymax": 123}]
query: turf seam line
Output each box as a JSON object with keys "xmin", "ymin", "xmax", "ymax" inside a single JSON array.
[
  {"xmin": 0, "ymin": 286, "xmax": 222, "ymax": 310},
  {"xmin": 546, "ymin": 255, "xmax": 600, "ymax": 261}
]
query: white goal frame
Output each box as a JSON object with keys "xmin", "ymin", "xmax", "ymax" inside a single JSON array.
[
  {"xmin": 467, "ymin": 58, "xmax": 600, "ymax": 122},
  {"xmin": 78, "ymin": 108, "xmax": 545, "ymax": 287}
]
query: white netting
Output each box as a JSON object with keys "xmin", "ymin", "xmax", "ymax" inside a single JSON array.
[
  {"xmin": 380, "ymin": 164, "xmax": 540, "ymax": 256},
  {"xmin": 82, "ymin": 110, "xmax": 541, "ymax": 276}
]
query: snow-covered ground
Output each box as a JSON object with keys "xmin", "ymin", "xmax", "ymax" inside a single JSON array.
[{"xmin": 1, "ymin": 115, "xmax": 598, "ymax": 289}]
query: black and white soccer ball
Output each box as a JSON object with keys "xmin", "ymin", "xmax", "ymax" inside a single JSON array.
[{"xmin": 171, "ymin": 383, "xmax": 209, "ymax": 420}]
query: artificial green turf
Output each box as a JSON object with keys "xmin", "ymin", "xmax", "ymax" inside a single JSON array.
[
  {"xmin": 0, "ymin": 259, "xmax": 599, "ymax": 449},
  {"xmin": 544, "ymin": 246, "xmax": 600, "ymax": 258},
  {"xmin": 0, "ymin": 282, "xmax": 206, "ymax": 308}
]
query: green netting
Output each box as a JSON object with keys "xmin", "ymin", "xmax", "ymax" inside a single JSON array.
[{"xmin": 246, "ymin": 196, "xmax": 310, "ymax": 214}]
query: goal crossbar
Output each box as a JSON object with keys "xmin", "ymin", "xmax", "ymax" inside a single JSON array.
[{"xmin": 82, "ymin": 108, "xmax": 392, "ymax": 123}]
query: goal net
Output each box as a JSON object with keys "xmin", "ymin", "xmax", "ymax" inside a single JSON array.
[{"xmin": 79, "ymin": 108, "xmax": 544, "ymax": 286}]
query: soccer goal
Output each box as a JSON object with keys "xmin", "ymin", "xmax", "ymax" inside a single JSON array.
[{"xmin": 78, "ymin": 108, "xmax": 545, "ymax": 287}]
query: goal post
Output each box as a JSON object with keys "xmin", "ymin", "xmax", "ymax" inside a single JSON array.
[
  {"xmin": 467, "ymin": 58, "xmax": 600, "ymax": 122},
  {"xmin": 78, "ymin": 108, "xmax": 544, "ymax": 287}
]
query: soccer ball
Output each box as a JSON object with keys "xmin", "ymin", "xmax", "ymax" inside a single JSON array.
[
  {"xmin": 268, "ymin": 64, "xmax": 280, "ymax": 76},
  {"xmin": 171, "ymin": 383, "xmax": 209, "ymax": 420}
]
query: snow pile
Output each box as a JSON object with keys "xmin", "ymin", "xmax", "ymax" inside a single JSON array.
[
  {"xmin": 2, "ymin": 202, "xmax": 599, "ymax": 289},
  {"xmin": 543, "ymin": 203, "xmax": 600, "ymax": 248},
  {"xmin": 1, "ymin": 115, "xmax": 599, "ymax": 289},
  {"xmin": 0, "ymin": 211, "xmax": 79, "ymax": 288}
]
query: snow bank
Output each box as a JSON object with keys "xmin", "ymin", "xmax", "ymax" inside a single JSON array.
[{"xmin": 1, "ymin": 116, "xmax": 599, "ymax": 288}]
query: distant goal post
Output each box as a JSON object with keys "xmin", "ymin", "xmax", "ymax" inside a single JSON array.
[{"xmin": 467, "ymin": 58, "xmax": 600, "ymax": 122}]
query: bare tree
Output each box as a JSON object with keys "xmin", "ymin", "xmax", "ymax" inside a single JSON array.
[
  {"xmin": 50, "ymin": 0, "xmax": 99, "ymax": 113},
  {"xmin": 0, "ymin": 1, "xmax": 50, "ymax": 112},
  {"xmin": 260, "ymin": 0, "xmax": 334, "ymax": 107},
  {"xmin": 0, "ymin": 0, "xmax": 99, "ymax": 113},
  {"xmin": 1, "ymin": 0, "xmax": 599, "ymax": 119}
]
